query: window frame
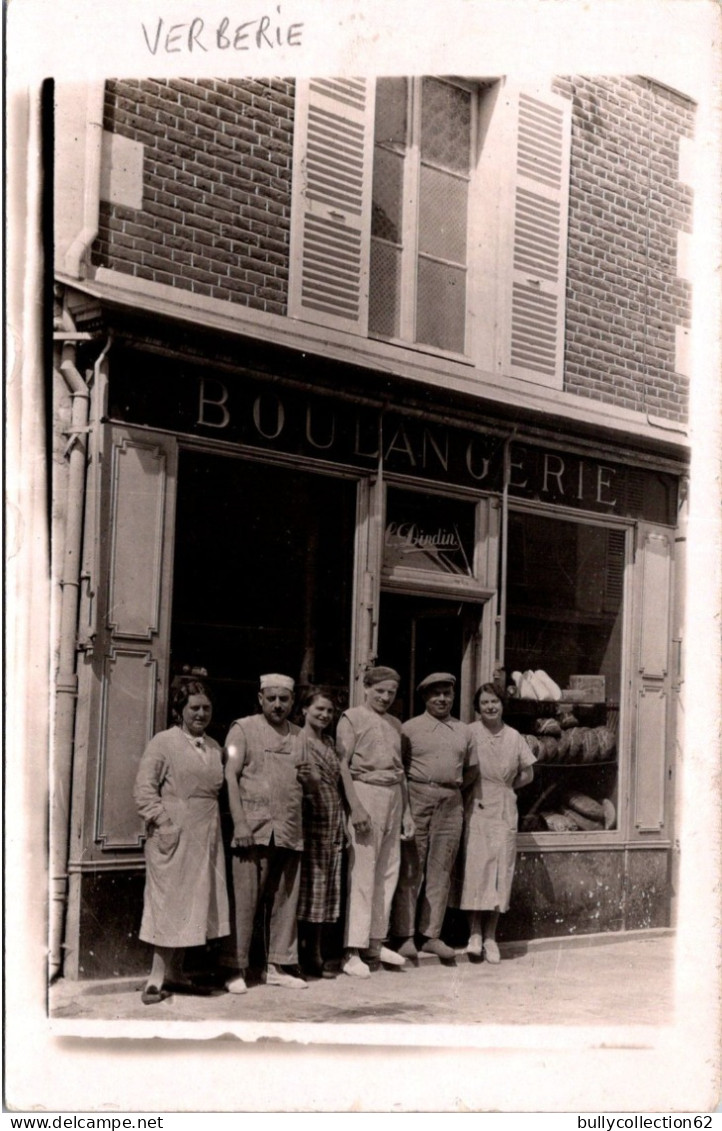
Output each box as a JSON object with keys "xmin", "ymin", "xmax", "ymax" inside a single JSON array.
[
  {"xmin": 503, "ymin": 499, "xmax": 634, "ymax": 848},
  {"xmin": 369, "ymin": 75, "xmax": 480, "ymax": 360}
]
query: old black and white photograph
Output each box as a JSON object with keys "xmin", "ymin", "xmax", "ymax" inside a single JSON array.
[{"xmin": 5, "ymin": 0, "xmax": 722, "ymax": 1116}]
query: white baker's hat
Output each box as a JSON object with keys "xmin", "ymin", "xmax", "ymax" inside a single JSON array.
[{"xmin": 259, "ymin": 673, "xmax": 295, "ymax": 691}]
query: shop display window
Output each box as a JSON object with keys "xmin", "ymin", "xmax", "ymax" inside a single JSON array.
[
  {"xmin": 503, "ymin": 509, "xmax": 626, "ymax": 835},
  {"xmin": 170, "ymin": 451, "xmax": 356, "ymax": 740}
]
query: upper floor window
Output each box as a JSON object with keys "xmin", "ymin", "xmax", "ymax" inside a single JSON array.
[
  {"xmin": 369, "ymin": 78, "xmax": 474, "ymax": 355},
  {"xmin": 289, "ymin": 76, "xmax": 571, "ymax": 389}
]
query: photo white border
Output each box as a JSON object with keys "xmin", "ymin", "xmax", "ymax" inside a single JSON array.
[{"xmin": 6, "ymin": 0, "xmax": 722, "ymax": 1113}]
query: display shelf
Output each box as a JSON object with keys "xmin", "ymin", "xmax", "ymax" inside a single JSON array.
[
  {"xmin": 509, "ymin": 694, "xmax": 619, "ymax": 833},
  {"xmin": 504, "ymin": 699, "xmax": 617, "ymax": 713}
]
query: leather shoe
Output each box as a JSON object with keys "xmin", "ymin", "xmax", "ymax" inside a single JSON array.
[
  {"xmin": 303, "ymin": 959, "xmax": 338, "ymax": 979},
  {"xmin": 395, "ymin": 937, "xmax": 419, "ymax": 960},
  {"xmin": 141, "ymin": 985, "xmax": 171, "ymax": 1005},
  {"xmin": 163, "ymin": 979, "xmax": 213, "ymax": 996},
  {"xmin": 420, "ymin": 937, "xmax": 456, "ymax": 961}
]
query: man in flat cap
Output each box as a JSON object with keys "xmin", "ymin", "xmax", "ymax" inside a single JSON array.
[
  {"xmin": 223, "ymin": 674, "xmax": 318, "ymax": 993},
  {"xmin": 336, "ymin": 666, "xmax": 415, "ymax": 978},
  {"xmin": 390, "ymin": 672, "xmax": 477, "ymax": 961}
]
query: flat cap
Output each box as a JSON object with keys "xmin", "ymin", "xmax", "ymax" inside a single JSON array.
[
  {"xmin": 363, "ymin": 665, "xmax": 401, "ymax": 686},
  {"xmin": 417, "ymin": 671, "xmax": 456, "ymax": 692}
]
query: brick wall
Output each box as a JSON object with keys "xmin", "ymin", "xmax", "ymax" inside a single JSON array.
[
  {"xmin": 92, "ymin": 78, "xmax": 295, "ymax": 315},
  {"xmin": 556, "ymin": 75, "xmax": 694, "ymax": 422},
  {"xmin": 93, "ymin": 75, "xmax": 693, "ymax": 423}
]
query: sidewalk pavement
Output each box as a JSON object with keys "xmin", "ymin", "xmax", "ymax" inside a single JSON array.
[{"xmin": 50, "ymin": 928, "xmax": 676, "ymax": 1031}]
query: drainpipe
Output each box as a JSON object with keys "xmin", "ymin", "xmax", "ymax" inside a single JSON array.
[
  {"xmin": 50, "ymin": 318, "xmax": 110, "ymax": 981},
  {"xmin": 62, "ymin": 82, "xmax": 105, "ymax": 279}
]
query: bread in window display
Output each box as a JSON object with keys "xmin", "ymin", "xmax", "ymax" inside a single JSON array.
[
  {"xmin": 511, "ymin": 669, "xmax": 563, "ymax": 701},
  {"xmin": 566, "ymin": 727, "xmax": 585, "ymax": 762},
  {"xmin": 524, "ymin": 733, "xmax": 542, "ymax": 760},
  {"xmin": 538, "ymin": 735, "xmax": 559, "ymax": 763},
  {"xmin": 530, "ymin": 670, "xmax": 562, "ymax": 701},
  {"xmin": 535, "ymin": 717, "xmax": 562, "ymax": 738},
  {"xmin": 556, "ymin": 728, "xmax": 572, "ymax": 762},
  {"xmin": 602, "ymin": 799, "xmax": 616, "ymax": 829},
  {"xmin": 563, "ymin": 791, "xmax": 605, "ymax": 822},
  {"xmin": 595, "ymin": 725, "xmax": 616, "ymax": 760},
  {"xmin": 557, "ymin": 709, "xmax": 579, "ymax": 730},
  {"xmin": 542, "ymin": 791, "xmax": 614, "ymax": 832},
  {"xmin": 581, "ymin": 727, "xmax": 601, "ymax": 763},
  {"xmin": 540, "ymin": 810, "xmax": 580, "ymax": 832},
  {"xmin": 559, "ymin": 807, "xmax": 604, "ymax": 831}
]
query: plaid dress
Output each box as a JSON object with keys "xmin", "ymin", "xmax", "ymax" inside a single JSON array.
[{"xmin": 297, "ymin": 730, "xmax": 344, "ymax": 923}]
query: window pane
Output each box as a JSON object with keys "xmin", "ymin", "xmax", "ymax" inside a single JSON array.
[
  {"xmin": 374, "ymin": 77, "xmax": 408, "ymax": 147},
  {"xmin": 421, "ymin": 78, "xmax": 471, "ymax": 173},
  {"xmin": 504, "ymin": 511, "xmax": 623, "ymax": 835},
  {"xmin": 416, "ymin": 257, "xmax": 466, "ymax": 352},
  {"xmin": 384, "ymin": 487, "xmax": 476, "ymax": 577},
  {"xmin": 369, "ymin": 238, "xmax": 402, "ymax": 338},
  {"xmin": 419, "ymin": 166, "xmax": 468, "ymax": 263},
  {"xmin": 372, "ymin": 146, "xmax": 404, "ymax": 242}
]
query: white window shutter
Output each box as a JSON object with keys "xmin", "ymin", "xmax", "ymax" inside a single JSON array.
[
  {"xmin": 630, "ymin": 523, "xmax": 674, "ymax": 836},
  {"xmin": 497, "ymin": 83, "xmax": 571, "ymax": 388},
  {"xmin": 289, "ymin": 78, "xmax": 375, "ymax": 333}
]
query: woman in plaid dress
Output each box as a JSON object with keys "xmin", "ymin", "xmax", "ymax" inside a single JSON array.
[{"xmin": 296, "ymin": 687, "xmax": 344, "ymax": 977}]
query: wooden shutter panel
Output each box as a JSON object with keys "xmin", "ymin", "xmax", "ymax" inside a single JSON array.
[
  {"xmin": 498, "ymin": 84, "xmax": 571, "ymax": 387},
  {"xmin": 631, "ymin": 523, "xmax": 674, "ymax": 835},
  {"xmin": 289, "ymin": 78, "xmax": 375, "ymax": 333},
  {"xmin": 88, "ymin": 425, "xmax": 177, "ymax": 854}
]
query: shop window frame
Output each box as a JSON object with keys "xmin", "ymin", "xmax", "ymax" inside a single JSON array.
[{"xmin": 503, "ymin": 499, "xmax": 634, "ymax": 849}]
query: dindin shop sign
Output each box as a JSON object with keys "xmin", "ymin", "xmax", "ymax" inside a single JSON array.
[{"xmin": 111, "ymin": 365, "xmax": 677, "ymax": 523}]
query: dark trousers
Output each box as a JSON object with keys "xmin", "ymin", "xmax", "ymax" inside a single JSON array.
[
  {"xmin": 391, "ymin": 782, "xmax": 463, "ymax": 940},
  {"xmin": 226, "ymin": 842, "xmax": 301, "ymax": 969}
]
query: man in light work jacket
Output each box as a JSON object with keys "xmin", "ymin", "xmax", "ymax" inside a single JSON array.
[
  {"xmin": 390, "ymin": 672, "xmax": 477, "ymax": 961},
  {"xmin": 223, "ymin": 673, "xmax": 318, "ymax": 993}
]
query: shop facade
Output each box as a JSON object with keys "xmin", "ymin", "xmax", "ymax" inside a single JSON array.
[{"xmin": 52, "ymin": 73, "xmax": 693, "ymax": 978}]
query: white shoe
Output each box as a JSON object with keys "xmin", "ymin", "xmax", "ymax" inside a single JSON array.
[
  {"xmin": 342, "ymin": 953, "xmax": 371, "ymax": 979},
  {"xmin": 265, "ymin": 965, "xmax": 308, "ymax": 988},
  {"xmin": 482, "ymin": 939, "xmax": 501, "ymax": 965},
  {"xmin": 466, "ymin": 933, "xmax": 482, "ymax": 958},
  {"xmin": 225, "ymin": 972, "xmax": 248, "ymax": 994},
  {"xmin": 377, "ymin": 945, "xmax": 406, "ymax": 967}
]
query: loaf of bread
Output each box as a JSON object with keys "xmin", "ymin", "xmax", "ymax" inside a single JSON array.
[
  {"xmin": 562, "ymin": 791, "xmax": 605, "ymax": 821},
  {"xmin": 535, "ymin": 717, "xmax": 562, "ymax": 738}
]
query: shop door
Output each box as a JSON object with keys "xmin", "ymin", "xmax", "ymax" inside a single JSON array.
[{"xmin": 376, "ymin": 591, "xmax": 484, "ymax": 722}]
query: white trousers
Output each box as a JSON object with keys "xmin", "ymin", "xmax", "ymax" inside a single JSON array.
[{"xmin": 344, "ymin": 780, "xmax": 403, "ymax": 950}]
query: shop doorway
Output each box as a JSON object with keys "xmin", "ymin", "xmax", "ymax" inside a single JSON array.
[
  {"xmin": 376, "ymin": 591, "xmax": 484, "ymax": 722},
  {"xmin": 170, "ymin": 450, "xmax": 357, "ymax": 741}
]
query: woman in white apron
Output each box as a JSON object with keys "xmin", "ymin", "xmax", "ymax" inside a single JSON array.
[{"xmin": 456, "ymin": 683, "xmax": 536, "ymax": 964}]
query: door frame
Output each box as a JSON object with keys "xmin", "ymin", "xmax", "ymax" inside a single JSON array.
[{"xmin": 349, "ymin": 472, "xmax": 501, "ymax": 710}]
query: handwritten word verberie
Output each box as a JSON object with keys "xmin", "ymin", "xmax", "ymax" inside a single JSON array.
[{"xmin": 142, "ymin": 11, "xmax": 304, "ymax": 54}]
